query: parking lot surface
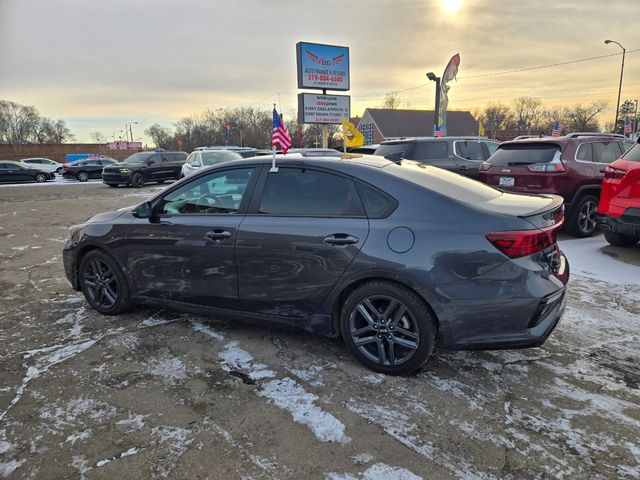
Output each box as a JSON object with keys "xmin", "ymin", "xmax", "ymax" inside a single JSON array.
[{"xmin": 1, "ymin": 182, "xmax": 639, "ymax": 479}]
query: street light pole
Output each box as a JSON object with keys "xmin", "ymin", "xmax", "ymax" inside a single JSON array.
[
  {"xmin": 124, "ymin": 122, "xmax": 138, "ymax": 142},
  {"xmin": 426, "ymin": 72, "xmax": 441, "ymax": 135},
  {"xmin": 633, "ymin": 99, "xmax": 638, "ymax": 135},
  {"xmin": 604, "ymin": 39, "xmax": 626, "ymax": 134}
]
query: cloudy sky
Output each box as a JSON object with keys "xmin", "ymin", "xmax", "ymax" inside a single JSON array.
[{"xmin": 1, "ymin": 0, "xmax": 638, "ymax": 143}]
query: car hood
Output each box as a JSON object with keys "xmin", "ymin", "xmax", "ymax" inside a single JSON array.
[{"xmin": 86, "ymin": 209, "xmax": 130, "ymax": 223}]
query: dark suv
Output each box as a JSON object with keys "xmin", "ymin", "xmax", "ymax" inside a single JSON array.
[
  {"xmin": 478, "ymin": 134, "xmax": 634, "ymax": 236},
  {"xmin": 374, "ymin": 137, "xmax": 500, "ymax": 179},
  {"xmin": 102, "ymin": 151, "xmax": 187, "ymax": 188}
]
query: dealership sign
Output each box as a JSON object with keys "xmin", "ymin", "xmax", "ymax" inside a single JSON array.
[
  {"xmin": 298, "ymin": 93, "xmax": 350, "ymax": 124},
  {"xmin": 107, "ymin": 141, "xmax": 142, "ymax": 151},
  {"xmin": 296, "ymin": 42, "xmax": 350, "ymax": 91}
]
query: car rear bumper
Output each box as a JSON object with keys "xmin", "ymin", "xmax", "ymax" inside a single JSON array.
[
  {"xmin": 432, "ymin": 250, "xmax": 569, "ymax": 350},
  {"xmin": 595, "ymin": 209, "xmax": 640, "ymax": 237}
]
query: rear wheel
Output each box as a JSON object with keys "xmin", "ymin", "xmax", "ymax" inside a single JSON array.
[
  {"xmin": 79, "ymin": 250, "xmax": 131, "ymax": 315},
  {"xmin": 55, "ymin": 167, "xmax": 63, "ymax": 175},
  {"xmin": 565, "ymin": 194, "xmax": 598, "ymax": 237},
  {"xmin": 340, "ymin": 281, "xmax": 436, "ymax": 375},
  {"xmin": 77, "ymin": 171, "xmax": 90, "ymax": 182},
  {"xmin": 604, "ymin": 231, "xmax": 640, "ymax": 247},
  {"xmin": 131, "ymin": 173, "xmax": 144, "ymax": 188},
  {"xmin": 35, "ymin": 173, "xmax": 47, "ymax": 183}
]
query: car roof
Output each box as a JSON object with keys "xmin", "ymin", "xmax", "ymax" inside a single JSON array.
[
  {"xmin": 0, "ymin": 160, "xmax": 20, "ymax": 164},
  {"xmin": 218, "ymin": 153, "xmax": 392, "ymax": 170},
  {"xmin": 381, "ymin": 136, "xmax": 497, "ymax": 144}
]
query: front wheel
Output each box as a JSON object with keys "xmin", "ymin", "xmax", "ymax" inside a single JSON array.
[
  {"xmin": 604, "ymin": 231, "xmax": 639, "ymax": 247},
  {"xmin": 79, "ymin": 250, "xmax": 132, "ymax": 315},
  {"xmin": 77, "ymin": 171, "xmax": 90, "ymax": 182},
  {"xmin": 131, "ymin": 173, "xmax": 144, "ymax": 188},
  {"xmin": 565, "ymin": 194, "xmax": 599, "ymax": 237},
  {"xmin": 35, "ymin": 173, "xmax": 47, "ymax": 183},
  {"xmin": 340, "ymin": 281, "xmax": 436, "ymax": 375}
]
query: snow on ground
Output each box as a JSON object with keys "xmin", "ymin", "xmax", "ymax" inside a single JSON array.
[{"xmin": 559, "ymin": 235, "xmax": 639, "ymax": 285}]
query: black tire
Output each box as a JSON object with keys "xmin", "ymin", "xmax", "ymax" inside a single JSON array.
[
  {"xmin": 35, "ymin": 173, "xmax": 47, "ymax": 183},
  {"xmin": 105, "ymin": 183, "xmax": 118, "ymax": 188},
  {"xmin": 79, "ymin": 250, "xmax": 132, "ymax": 315},
  {"xmin": 340, "ymin": 281, "xmax": 436, "ymax": 375},
  {"xmin": 565, "ymin": 194, "xmax": 599, "ymax": 237},
  {"xmin": 56, "ymin": 167, "xmax": 63, "ymax": 175},
  {"xmin": 604, "ymin": 231, "xmax": 640, "ymax": 247},
  {"xmin": 131, "ymin": 173, "xmax": 144, "ymax": 188},
  {"xmin": 77, "ymin": 171, "xmax": 90, "ymax": 182}
]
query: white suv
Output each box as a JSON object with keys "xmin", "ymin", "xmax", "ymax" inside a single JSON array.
[
  {"xmin": 20, "ymin": 158, "xmax": 62, "ymax": 175},
  {"xmin": 181, "ymin": 149, "xmax": 242, "ymax": 178}
]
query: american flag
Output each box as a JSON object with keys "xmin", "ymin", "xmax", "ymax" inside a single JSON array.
[
  {"xmin": 551, "ymin": 121, "xmax": 564, "ymax": 137},
  {"xmin": 624, "ymin": 117, "xmax": 632, "ymax": 135},
  {"xmin": 272, "ymin": 109, "xmax": 292, "ymax": 154},
  {"xmin": 434, "ymin": 126, "xmax": 445, "ymax": 138}
]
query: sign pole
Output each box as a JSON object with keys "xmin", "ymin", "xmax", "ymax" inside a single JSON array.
[{"xmin": 270, "ymin": 103, "xmax": 278, "ymax": 173}]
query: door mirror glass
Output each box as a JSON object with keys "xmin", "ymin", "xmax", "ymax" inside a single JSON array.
[{"xmin": 133, "ymin": 202, "xmax": 153, "ymax": 219}]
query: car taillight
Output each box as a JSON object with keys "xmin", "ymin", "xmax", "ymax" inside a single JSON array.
[
  {"xmin": 486, "ymin": 221, "xmax": 563, "ymax": 259},
  {"xmin": 604, "ymin": 166, "xmax": 626, "ymax": 179},
  {"xmin": 527, "ymin": 160, "xmax": 566, "ymax": 173},
  {"xmin": 479, "ymin": 162, "xmax": 491, "ymax": 171}
]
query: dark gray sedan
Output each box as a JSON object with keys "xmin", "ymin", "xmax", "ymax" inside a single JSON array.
[{"xmin": 63, "ymin": 155, "xmax": 569, "ymax": 374}]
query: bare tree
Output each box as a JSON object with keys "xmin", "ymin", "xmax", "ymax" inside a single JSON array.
[
  {"xmin": 382, "ymin": 92, "xmax": 402, "ymax": 110},
  {"xmin": 513, "ymin": 97, "xmax": 544, "ymax": 131},
  {"xmin": 144, "ymin": 123, "xmax": 174, "ymax": 150},
  {"xmin": 563, "ymin": 100, "xmax": 608, "ymax": 132},
  {"xmin": 89, "ymin": 131, "xmax": 106, "ymax": 143},
  {"xmin": 480, "ymin": 102, "xmax": 515, "ymax": 131}
]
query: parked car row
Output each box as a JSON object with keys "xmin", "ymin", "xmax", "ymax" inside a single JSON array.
[
  {"xmin": 0, "ymin": 160, "xmax": 56, "ymax": 183},
  {"xmin": 373, "ymin": 134, "xmax": 638, "ymax": 244}
]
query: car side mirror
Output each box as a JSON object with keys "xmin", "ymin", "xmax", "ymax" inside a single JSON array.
[
  {"xmin": 133, "ymin": 201, "xmax": 153, "ymax": 219},
  {"xmin": 147, "ymin": 159, "xmax": 156, "ymax": 165}
]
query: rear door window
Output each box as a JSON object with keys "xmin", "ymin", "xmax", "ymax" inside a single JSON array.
[
  {"xmin": 483, "ymin": 141, "xmax": 500, "ymax": 157},
  {"xmin": 576, "ymin": 143, "xmax": 594, "ymax": 162},
  {"xmin": 621, "ymin": 143, "xmax": 640, "ymax": 162},
  {"xmin": 412, "ymin": 141, "xmax": 449, "ymax": 160},
  {"xmin": 488, "ymin": 143, "xmax": 561, "ymax": 166},
  {"xmin": 592, "ymin": 142, "xmax": 623, "ymax": 164},
  {"xmin": 455, "ymin": 141, "xmax": 484, "ymax": 161},
  {"xmin": 258, "ymin": 168, "xmax": 363, "ymax": 217},
  {"xmin": 374, "ymin": 142, "xmax": 415, "ymax": 159}
]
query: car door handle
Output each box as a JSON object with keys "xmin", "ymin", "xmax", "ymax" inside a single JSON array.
[
  {"xmin": 205, "ymin": 229, "xmax": 232, "ymax": 241},
  {"xmin": 324, "ymin": 234, "xmax": 359, "ymax": 246}
]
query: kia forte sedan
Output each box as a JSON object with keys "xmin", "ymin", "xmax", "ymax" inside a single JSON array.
[{"xmin": 63, "ymin": 155, "xmax": 569, "ymax": 374}]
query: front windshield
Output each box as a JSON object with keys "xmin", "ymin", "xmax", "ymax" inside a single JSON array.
[
  {"xmin": 201, "ymin": 151, "xmax": 241, "ymax": 166},
  {"xmin": 123, "ymin": 153, "xmax": 151, "ymax": 164}
]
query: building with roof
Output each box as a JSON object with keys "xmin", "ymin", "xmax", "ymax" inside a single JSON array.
[{"xmin": 356, "ymin": 108, "xmax": 479, "ymax": 144}]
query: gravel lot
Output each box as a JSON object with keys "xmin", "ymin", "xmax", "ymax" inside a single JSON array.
[{"xmin": 0, "ymin": 181, "xmax": 639, "ymax": 479}]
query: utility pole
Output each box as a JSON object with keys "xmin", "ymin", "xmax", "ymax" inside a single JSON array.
[{"xmin": 605, "ymin": 40, "xmax": 626, "ymax": 133}]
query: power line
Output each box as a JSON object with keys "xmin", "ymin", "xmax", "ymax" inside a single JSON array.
[{"xmin": 352, "ymin": 48, "xmax": 639, "ymax": 100}]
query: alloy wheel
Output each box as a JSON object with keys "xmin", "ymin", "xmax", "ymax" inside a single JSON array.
[
  {"xmin": 578, "ymin": 199, "xmax": 597, "ymax": 234},
  {"xmin": 82, "ymin": 258, "xmax": 118, "ymax": 309},
  {"xmin": 348, "ymin": 295, "xmax": 419, "ymax": 366},
  {"xmin": 77, "ymin": 171, "xmax": 89, "ymax": 182}
]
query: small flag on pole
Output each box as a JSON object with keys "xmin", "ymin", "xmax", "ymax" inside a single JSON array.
[
  {"xmin": 551, "ymin": 121, "xmax": 564, "ymax": 137},
  {"xmin": 478, "ymin": 122, "xmax": 485, "ymax": 137},
  {"xmin": 341, "ymin": 118, "xmax": 365, "ymax": 148},
  {"xmin": 272, "ymin": 109, "xmax": 292, "ymax": 154},
  {"xmin": 624, "ymin": 116, "xmax": 632, "ymax": 135},
  {"xmin": 434, "ymin": 125, "xmax": 445, "ymax": 138}
]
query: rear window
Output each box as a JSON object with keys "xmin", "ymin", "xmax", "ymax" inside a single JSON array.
[
  {"xmin": 412, "ymin": 141, "xmax": 449, "ymax": 160},
  {"xmin": 489, "ymin": 143, "xmax": 561, "ymax": 166},
  {"xmin": 375, "ymin": 142, "xmax": 415, "ymax": 159},
  {"xmin": 389, "ymin": 161, "xmax": 502, "ymax": 204},
  {"xmin": 201, "ymin": 151, "xmax": 241, "ymax": 165},
  {"xmin": 622, "ymin": 143, "xmax": 640, "ymax": 162}
]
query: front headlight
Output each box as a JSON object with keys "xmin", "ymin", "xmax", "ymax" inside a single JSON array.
[
  {"xmin": 119, "ymin": 168, "xmax": 131, "ymax": 173},
  {"xmin": 68, "ymin": 224, "xmax": 86, "ymax": 245}
]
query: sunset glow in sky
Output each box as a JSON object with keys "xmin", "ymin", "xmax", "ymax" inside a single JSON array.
[{"xmin": 1, "ymin": 0, "xmax": 638, "ymax": 143}]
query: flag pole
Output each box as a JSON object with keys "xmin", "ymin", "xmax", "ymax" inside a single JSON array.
[{"xmin": 270, "ymin": 103, "xmax": 278, "ymax": 173}]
